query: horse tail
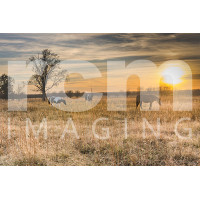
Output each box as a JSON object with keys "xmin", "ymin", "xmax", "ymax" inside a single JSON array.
[
  {"xmin": 159, "ymin": 97, "xmax": 161, "ymax": 105},
  {"xmin": 155, "ymin": 96, "xmax": 161, "ymax": 106}
]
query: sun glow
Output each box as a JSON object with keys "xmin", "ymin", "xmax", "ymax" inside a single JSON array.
[{"xmin": 162, "ymin": 67, "xmax": 184, "ymax": 85}]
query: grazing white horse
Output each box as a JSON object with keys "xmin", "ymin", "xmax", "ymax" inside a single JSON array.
[
  {"xmin": 136, "ymin": 94, "xmax": 161, "ymax": 110},
  {"xmin": 85, "ymin": 91, "xmax": 93, "ymax": 101},
  {"xmin": 48, "ymin": 96, "xmax": 66, "ymax": 106}
]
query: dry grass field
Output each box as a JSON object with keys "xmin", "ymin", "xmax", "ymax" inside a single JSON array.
[{"xmin": 0, "ymin": 95, "xmax": 200, "ymax": 166}]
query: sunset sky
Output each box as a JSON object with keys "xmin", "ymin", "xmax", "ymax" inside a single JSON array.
[{"xmin": 0, "ymin": 33, "xmax": 200, "ymax": 93}]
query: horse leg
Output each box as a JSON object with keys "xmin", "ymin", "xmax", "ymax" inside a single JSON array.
[
  {"xmin": 149, "ymin": 102, "xmax": 152, "ymax": 110},
  {"xmin": 136, "ymin": 101, "xmax": 139, "ymax": 108},
  {"xmin": 140, "ymin": 102, "xmax": 143, "ymax": 109}
]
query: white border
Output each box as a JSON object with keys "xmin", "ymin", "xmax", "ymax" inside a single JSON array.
[
  {"xmin": 0, "ymin": 167, "xmax": 199, "ymax": 200},
  {"xmin": 0, "ymin": 0, "xmax": 200, "ymax": 33},
  {"xmin": 0, "ymin": 0, "xmax": 200, "ymax": 199}
]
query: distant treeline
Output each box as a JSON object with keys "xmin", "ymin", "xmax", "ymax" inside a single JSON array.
[{"xmin": 3, "ymin": 89, "xmax": 200, "ymax": 99}]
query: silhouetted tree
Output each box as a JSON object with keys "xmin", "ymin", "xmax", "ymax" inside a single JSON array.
[
  {"xmin": 0, "ymin": 74, "xmax": 14, "ymax": 99},
  {"xmin": 66, "ymin": 90, "xmax": 73, "ymax": 98},
  {"xmin": 160, "ymin": 78, "xmax": 173, "ymax": 96},
  {"xmin": 74, "ymin": 90, "xmax": 84, "ymax": 98},
  {"xmin": 28, "ymin": 49, "xmax": 66, "ymax": 101}
]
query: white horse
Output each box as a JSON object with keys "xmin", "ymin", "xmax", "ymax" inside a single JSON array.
[
  {"xmin": 85, "ymin": 91, "xmax": 93, "ymax": 102},
  {"xmin": 48, "ymin": 96, "xmax": 66, "ymax": 106}
]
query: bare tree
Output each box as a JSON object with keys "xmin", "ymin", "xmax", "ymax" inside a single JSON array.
[
  {"xmin": 28, "ymin": 49, "xmax": 66, "ymax": 101},
  {"xmin": 0, "ymin": 74, "xmax": 14, "ymax": 99}
]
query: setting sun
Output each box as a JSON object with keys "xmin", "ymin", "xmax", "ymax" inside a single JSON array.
[{"xmin": 162, "ymin": 67, "xmax": 184, "ymax": 85}]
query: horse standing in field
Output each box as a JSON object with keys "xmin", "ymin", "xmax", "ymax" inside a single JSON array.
[
  {"xmin": 136, "ymin": 94, "xmax": 161, "ymax": 110},
  {"xmin": 48, "ymin": 96, "xmax": 66, "ymax": 106},
  {"xmin": 85, "ymin": 92, "xmax": 93, "ymax": 102}
]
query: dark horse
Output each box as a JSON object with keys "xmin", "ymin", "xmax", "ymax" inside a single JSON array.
[{"xmin": 136, "ymin": 94, "xmax": 161, "ymax": 110}]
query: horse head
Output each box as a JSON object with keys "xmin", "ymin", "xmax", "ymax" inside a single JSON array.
[{"xmin": 62, "ymin": 99, "xmax": 67, "ymax": 105}]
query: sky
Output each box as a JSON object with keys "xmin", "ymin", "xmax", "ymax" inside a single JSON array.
[{"xmin": 0, "ymin": 33, "xmax": 200, "ymax": 93}]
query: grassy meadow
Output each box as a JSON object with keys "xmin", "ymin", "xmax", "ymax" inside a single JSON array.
[{"xmin": 0, "ymin": 95, "xmax": 200, "ymax": 166}]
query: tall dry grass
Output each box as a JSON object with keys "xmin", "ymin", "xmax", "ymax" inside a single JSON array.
[{"xmin": 0, "ymin": 95, "xmax": 200, "ymax": 166}]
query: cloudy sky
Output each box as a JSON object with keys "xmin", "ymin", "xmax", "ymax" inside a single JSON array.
[{"xmin": 1, "ymin": 33, "xmax": 200, "ymax": 92}]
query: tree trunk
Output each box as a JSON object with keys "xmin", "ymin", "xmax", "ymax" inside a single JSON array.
[
  {"xmin": 42, "ymin": 92, "xmax": 46, "ymax": 101},
  {"xmin": 42, "ymin": 84, "xmax": 46, "ymax": 101},
  {"xmin": 42, "ymin": 78, "xmax": 46, "ymax": 101}
]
